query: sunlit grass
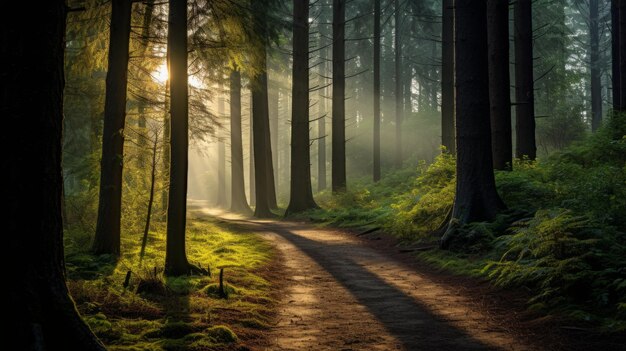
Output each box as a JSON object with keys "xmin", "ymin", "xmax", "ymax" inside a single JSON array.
[{"xmin": 65, "ymin": 215, "xmax": 279, "ymax": 350}]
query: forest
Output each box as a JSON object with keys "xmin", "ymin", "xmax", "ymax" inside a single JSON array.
[{"xmin": 4, "ymin": 0, "xmax": 626, "ymax": 350}]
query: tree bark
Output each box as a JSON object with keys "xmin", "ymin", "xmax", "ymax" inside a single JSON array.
[
  {"xmin": 394, "ymin": 0, "xmax": 403, "ymax": 168},
  {"xmin": 590, "ymin": 0, "xmax": 602, "ymax": 131},
  {"xmin": 286, "ymin": 0, "xmax": 318, "ymax": 215},
  {"xmin": 269, "ymin": 78, "xmax": 280, "ymax": 194},
  {"xmin": 249, "ymin": 93, "xmax": 256, "ymax": 206},
  {"xmin": 441, "ymin": 0, "xmax": 455, "ymax": 154},
  {"xmin": 265, "ymin": 115, "xmax": 278, "ymax": 209},
  {"xmin": 514, "ymin": 0, "xmax": 536, "ymax": 160},
  {"xmin": 93, "ymin": 0, "xmax": 133, "ymax": 255},
  {"xmin": 619, "ymin": 0, "xmax": 626, "ymax": 110},
  {"xmin": 229, "ymin": 68, "xmax": 252, "ymax": 214},
  {"xmin": 257, "ymin": 49, "xmax": 278, "ymax": 210},
  {"xmin": 137, "ymin": 0, "xmax": 156, "ymax": 168},
  {"xmin": 161, "ymin": 80, "xmax": 170, "ymax": 218},
  {"xmin": 140, "ymin": 132, "xmax": 159, "ymax": 260},
  {"xmin": 252, "ymin": 63, "xmax": 275, "ymax": 217},
  {"xmin": 442, "ymin": 0, "xmax": 505, "ymax": 248},
  {"xmin": 217, "ymin": 82, "xmax": 227, "ymax": 207},
  {"xmin": 318, "ymin": 62, "xmax": 328, "ymax": 191},
  {"xmin": 487, "ymin": 0, "xmax": 512, "ymax": 170},
  {"xmin": 332, "ymin": 0, "xmax": 347, "ymax": 192},
  {"xmin": 612, "ymin": 0, "xmax": 621, "ymax": 111},
  {"xmin": 373, "ymin": 0, "xmax": 381, "ymax": 182},
  {"xmin": 5, "ymin": 2, "xmax": 105, "ymax": 348},
  {"xmin": 318, "ymin": 10, "xmax": 329, "ymax": 192},
  {"xmin": 165, "ymin": 0, "xmax": 194, "ymax": 276}
]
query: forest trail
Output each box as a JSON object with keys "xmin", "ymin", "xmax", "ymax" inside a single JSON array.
[{"xmin": 194, "ymin": 205, "xmax": 557, "ymax": 351}]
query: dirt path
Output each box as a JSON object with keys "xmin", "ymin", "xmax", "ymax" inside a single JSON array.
[
  {"xmin": 256, "ymin": 222, "xmax": 524, "ymax": 351},
  {"xmin": 199, "ymin": 209, "xmax": 535, "ymax": 351},
  {"xmin": 195, "ymin": 207, "xmax": 622, "ymax": 351}
]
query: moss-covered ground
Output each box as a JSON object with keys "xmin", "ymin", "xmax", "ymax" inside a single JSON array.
[{"xmin": 65, "ymin": 214, "xmax": 280, "ymax": 350}]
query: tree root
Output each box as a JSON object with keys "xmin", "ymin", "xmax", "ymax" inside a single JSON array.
[{"xmin": 439, "ymin": 218, "xmax": 459, "ymax": 249}]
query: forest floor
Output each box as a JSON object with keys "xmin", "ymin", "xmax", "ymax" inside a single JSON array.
[
  {"xmin": 66, "ymin": 204, "xmax": 283, "ymax": 351},
  {"xmin": 202, "ymin": 206, "xmax": 626, "ymax": 351}
]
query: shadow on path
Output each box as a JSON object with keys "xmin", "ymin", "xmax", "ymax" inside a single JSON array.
[{"xmin": 215, "ymin": 217, "xmax": 503, "ymax": 350}]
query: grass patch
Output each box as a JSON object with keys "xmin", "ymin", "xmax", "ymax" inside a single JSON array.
[{"xmin": 65, "ymin": 214, "xmax": 279, "ymax": 350}]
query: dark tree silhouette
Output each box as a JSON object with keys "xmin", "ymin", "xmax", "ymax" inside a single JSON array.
[
  {"xmin": 5, "ymin": 2, "xmax": 105, "ymax": 348},
  {"xmin": 216, "ymin": 82, "xmax": 228, "ymax": 207},
  {"xmin": 590, "ymin": 0, "xmax": 602, "ymax": 131},
  {"xmin": 229, "ymin": 68, "xmax": 252, "ymax": 214},
  {"xmin": 332, "ymin": 0, "xmax": 347, "ymax": 192},
  {"xmin": 165, "ymin": 0, "xmax": 195, "ymax": 276},
  {"xmin": 318, "ymin": 6, "xmax": 330, "ymax": 191},
  {"xmin": 620, "ymin": 0, "xmax": 626, "ymax": 110},
  {"xmin": 249, "ymin": 100, "xmax": 256, "ymax": 207},
  {"xmin": 612, "ymin": 0, "xmax": 621, "ymax": 111},
  {"xmin": 514, "ymin": 0, "xmax": 536, "ymax": 160},
  {"xmin": 487, "ymin": 0, "xmax": 512, "ymax": 170},
  {"xmin": 441, "ymin": 0, "xmax": 455, "ymax": 154},
  {"xmin": 137, "ymin": 0, "xmax": 156, "ymax": 167},
  {"xmin": 249, "ymin": 1, "xmax": 278, "ymax": 215},
  {"xmin": 139, "ymin": 128, "xmax": 160, "ymax": 260},
  {"xmin": 286, "ymin": 0, "xmax": 318, "ymax": 215},
  {"xmin": 373, "ymin": 0, "xmax": 381, "ymax": 182},
  {"xmin": 265, "ymin": 102, "xmax": 278, "ymax": 210},
  {"xmin": 161, "ymin": 80, "xmax": 171, "ymax": 218},
  {"xmin": 318, "ymin": 67, "xmax": 328, "ymax": 190},
  {"xmin": 442, "ymin": 0, "xmax": 506, "ymax": 248},
  {"xmin": 251, "ymin": 61, "xmax": 275, "ymax": 217},
  {"xmin": 394, "ymin": 0, "xmax": 403, "ymax": 168},
  {"xmin": 269, "ymin": 83, "xmax": 280, "ymax": 196},
  {"xmin": 93, "ymin": 0, "xmax": 133, "ymax": 255}
]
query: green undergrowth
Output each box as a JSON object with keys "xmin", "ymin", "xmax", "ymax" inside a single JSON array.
[
  {"xmin": 64, "ymin": 214, "xmax": 278, "ymax": 350},
  {"xmin": 308, "ymin": 113, "xmax": 626, "ymax": 331}
]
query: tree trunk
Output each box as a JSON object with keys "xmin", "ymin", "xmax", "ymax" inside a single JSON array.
[
  {"xmin": 394, "ymin": 0, "xmax": 403, "ymax": 168},
  {"xmin": 269, "ymin": 78, "xmax": 279, "ymax": 194},
  {"xmin": 373, "ymin": 0, "xmax": 381, "ymax": 182},
  {"xmin": 442, "ymin": 0, "xmax": 505, "ymax": 248},
  {"xmin": 165, "ymin": 0, "xmax": 193, "ymax": 276},
  {"xmin": 259, "ymin": 55, "xmax": 278, "ymax": 210},
  {"xmin": 217, "ymin": 82, "xmax": 227, "ymax": 207},
  {"xmin": 429, "ymin": 40, "xmax": 437, "ymax": 111},
  {"xmin": 252, "ymin": 69, "xmax": 274, "ymax": 217},
  {"xmin": 487, "ymin": 0, "xmax": 512, "ymax": 170},
  {"xmin": 229, "ymin": 68, "xmax": 252, "ymax": 214},
  {"xmin": 406, "ymin": 62, "xmax": 414, "ymax": 115},
  {"xmin": 590, "ymin": 0, "xmax": 602, "ymax": 131},
  {"xmin": 5, "ymin": 2, "xmax": 106, "ymax": 348},
  {"xmin": 620, "ymin": 0, "xmax": 626, "ymax": 110},
  {"xmin": 265, "ymin": 117, "xmax": 278, "ymax": 209},
  {"xmin": 332, "ymin": 0, "xmax": 347, "ymax": 192},
  {"xmin": 318, "ymin": 14, "xmax": 329, "ymax": 192},
  {"xmin": 612, "ymin": 0, "xmax": 621, "ymax": 111},
  {"xmin": 140, "ymin": 133, "xmax": 159, "ymax": 260},
  {"xmin": 318, "ymin": 65, "xmax": 328, "ymax": 191},
  {"xmin": 441, "ymin": 0, "xmax": 455, "ymax": 154},
  {"xmin": 286, "ymin": 0, "xmax": 318, "ymax": 215},
  {"xmin": 161, "ymin": 80, "xmax": 170, "ymax": 218},
  {"xmin": 514, "ymin": 0, "xmax": 536, "ymax": 160},
  {"xmin": 137, "ymin": 0, "xmax": 156, "ymax": 168},
  {"xmin": 249, "ymin": 93, "xmax": 256, "ymax": 207},
  {"xmin": 93, "ymin": 0, "xmax": 133, "ymax": 255}
]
